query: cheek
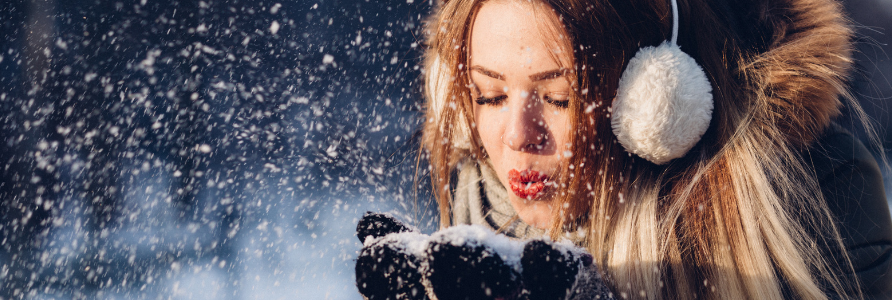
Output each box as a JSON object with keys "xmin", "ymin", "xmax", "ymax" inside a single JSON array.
[
  {"xmin": 555, "ymin": 115, "xmax": 572, "ymax": 149},
  {"xmin": 473, "ymin": 106, "xmax": 501, "ymax": 148},
  {"xmin": 543, "ymin": 109, "xmax": 572, "ymax": 150}
]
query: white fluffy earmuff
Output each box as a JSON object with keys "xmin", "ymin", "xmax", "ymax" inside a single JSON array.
[{"xmin": 611, "ymin": 0, "xmax": 713, "ymax": 165}]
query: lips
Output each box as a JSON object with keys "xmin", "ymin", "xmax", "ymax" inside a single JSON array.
[{"xmin": 508, "ymin": 169, "xmax": 548, "ymax": 199}]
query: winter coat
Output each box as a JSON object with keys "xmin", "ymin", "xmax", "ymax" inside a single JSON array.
[{"xmin": 803, "ymin": 123, "xmax": 892, "ymax": 299}]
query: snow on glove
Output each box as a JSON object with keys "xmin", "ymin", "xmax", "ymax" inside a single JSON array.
[
  {"xmin": 424, "ymin": 225, "xmax": 524, "ymax": 300},
  {"xmin": 355, "ymin": 212, "xmax": 429, "ymax": 300},
  {"xmin": 355, "ymin": 213, "xmax": 615, "ymax": 300},
  {"xmin": 519, "ymin": 240, "xmax": 615, "ymax": 300}
]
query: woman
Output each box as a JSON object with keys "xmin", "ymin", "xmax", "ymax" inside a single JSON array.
[{"xmin": 415, "ymin": 0, "xmax": 891, "ymax": 298}]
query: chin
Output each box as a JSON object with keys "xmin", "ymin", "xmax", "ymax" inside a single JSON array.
[{"xmin": 511, "ymin": 197, "xmax": 553, "ymax": 230}]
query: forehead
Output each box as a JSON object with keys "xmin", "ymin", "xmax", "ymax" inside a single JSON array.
[{"xmin": 469, "ymin": 0, "xmax": 571, "ymax": 72}]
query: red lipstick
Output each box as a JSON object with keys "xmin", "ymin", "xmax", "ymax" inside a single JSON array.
[{"xmin": 508, "ymin": 169, "xmax": 548, "ymax": 199}]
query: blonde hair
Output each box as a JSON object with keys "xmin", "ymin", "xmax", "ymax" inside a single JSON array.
[{"xmin": 420, "ymin": 0, "xmax": 862, "ymax": 299}]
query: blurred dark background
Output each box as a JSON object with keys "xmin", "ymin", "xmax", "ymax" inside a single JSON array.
[
  {"xmin": 0, "ymin": 0, "xmax": 437, "ymax": 299},
  {"xmin": 0, "ymin": 0, "xmax": 888, "ymax": 299}
]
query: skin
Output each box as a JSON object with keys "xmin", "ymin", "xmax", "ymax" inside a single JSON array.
[{"xmin": 469, "ymin": 0, "xmax": 574, "ymax": 229}]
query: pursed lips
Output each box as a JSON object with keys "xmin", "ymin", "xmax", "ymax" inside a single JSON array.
[{"xmin": 508, "ymin": 169, "xmax": 548, "ymax": 199}]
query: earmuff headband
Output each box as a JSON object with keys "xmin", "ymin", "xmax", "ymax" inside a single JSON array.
[{"xmin": 610, "ymin": 0, "xmax": 714, "ymax": 165}]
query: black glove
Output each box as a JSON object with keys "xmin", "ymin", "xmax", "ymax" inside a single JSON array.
[
  {"xmin": 425, "ymin": 227, "xmax": 522, "ymax": 300},
  {"xmin": 519, "ymin": 240, "xmax": 613, "ymax": 300},
  {"xmin": 355, "ymin": 212, "xmax": 615, "ymax": 300},
  {"xmin": 356, "ymin": 211, "xmax": 414, "ymax": 244},
  {"xmin": 355, "ymin": 212, "xmax": 428, "ymax": 300},
  {"xmin": 520, "ymin": 240, "xmax": 580, "ymax": 300}
]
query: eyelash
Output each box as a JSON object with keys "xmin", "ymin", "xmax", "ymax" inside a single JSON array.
[
  {"xmin": 475, "ymin": 95, "xmax": 507, "ymax": 106},
  {"xmin": 546, "ymin": 95, "xmax": 570, "ymax": 108},
  {"xmin": 474, "ymin": 95, "xmax": 569, "ymax": 108}
]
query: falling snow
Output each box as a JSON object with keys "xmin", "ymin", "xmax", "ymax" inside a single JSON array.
[
  {"xmin": 2, "ymin": 0, "xmax": 889, "ymax": 299},
  {"xmin": 269, "ymin": 21, "xmax": 281, "ymax": 35},
  {"xmin": 0, "ymin": 0, "xmax": 436, "ymax": 299}
]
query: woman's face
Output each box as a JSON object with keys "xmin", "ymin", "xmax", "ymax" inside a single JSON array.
[{"xmin": 469, "ymin": 0, "xmax": 573, "ymax": 229}]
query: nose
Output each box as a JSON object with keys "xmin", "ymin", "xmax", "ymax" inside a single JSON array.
[{"xmin": 502, "ymin": 91, "xmax": 549, "ymax": 152}]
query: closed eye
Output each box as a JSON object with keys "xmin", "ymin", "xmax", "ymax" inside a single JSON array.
[
  {"xmin": 475, "ymin": 95, "xmax": 507, "ymax": 106},
  {"xmin": 544, "ymin": 95, "xmax": 569, "ymax": 108}
]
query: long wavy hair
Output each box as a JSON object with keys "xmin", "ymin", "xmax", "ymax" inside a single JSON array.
[{"xmin": 420, "ymin": 0, "xmax": 864, "ymax": 298}]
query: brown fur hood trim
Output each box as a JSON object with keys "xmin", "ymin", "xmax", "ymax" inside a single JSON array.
[{"xmin": 740, "ymin": 0, "xmax": 854, "ymax": 147}]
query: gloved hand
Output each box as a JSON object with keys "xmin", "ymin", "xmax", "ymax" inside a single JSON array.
[
  {"xmin": 424, "ymin": 226, "xmax": 523, "ymax": 300},
  {"xmin": 354, "ymin": 212, "xmax": 615, "ymax": 300},
  {"xmin": 355, "ymin": 212, "xmax": 428, "ymax": 300},
  {"xmin": 356, "ymin": 211, "xmax": 415, "ymax": 243},
  {"xmin": 519, "ymin": 240, "xmax": 614, "ymax": 300},
  {"xmin": 356, "ymin": 213, "xmax": 522, "ymax": 300}
]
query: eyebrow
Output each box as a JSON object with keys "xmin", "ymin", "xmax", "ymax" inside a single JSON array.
[
  {"xmin": 471, "ymin": 66, "xmax": 504, "ymax": 80},
  {"xmin": 529, "ymin": 68, "xmax": 568, "ymax": 81},
  {"xmin": 470, "ymin": 65, "xmax": 567, "ymax": 82}
]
